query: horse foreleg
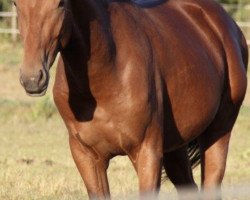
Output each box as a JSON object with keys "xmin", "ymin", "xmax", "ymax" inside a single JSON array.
[
  {"xmin": 69, "ymin": 135, "xmax": 110, "ymax": 200},
  {"xmin": 129, "ymin": 130, "xmax": 163, "ymax": 199},
  {"xmin": 163, "ymin": 146, "xmax": 198, "ymax": 192},
  {"xmin": 136, "ymin": 148, "xmax": 162, "ymax": 199}
]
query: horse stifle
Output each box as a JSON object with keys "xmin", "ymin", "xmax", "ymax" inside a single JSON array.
[{"xmin": 15, "ymin": 0, "xmax": 248, "ymax": 199}]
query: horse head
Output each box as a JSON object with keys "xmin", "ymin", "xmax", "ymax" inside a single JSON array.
[{"xmin": 14, "ymin": 0, "xmax": 71, "ymax": 96}]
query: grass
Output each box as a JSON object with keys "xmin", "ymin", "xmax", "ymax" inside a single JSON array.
[{"xmin": 0, "ymin": 39, "xmax": 249, "ymax": 199}]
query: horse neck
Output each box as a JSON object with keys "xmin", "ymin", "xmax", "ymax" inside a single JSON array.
[{"xmin": 60, "ymin": 0, "xmax": 116, "ymax": 99}]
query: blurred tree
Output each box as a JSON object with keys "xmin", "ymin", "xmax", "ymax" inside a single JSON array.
[
  {"xmin": 0, "ymin": 0, "xmax": 11, "ymax": 11},
  {"xmin": 219, "ymin": 0, "xmax": 238, "ymax": 3},
  {"xmin": 218, "ymin": 0, "xmax": 250, "ymax": 3},
  {"xmin": 217, "ymin": 0, "xmax": 250, "ymax": 20}
]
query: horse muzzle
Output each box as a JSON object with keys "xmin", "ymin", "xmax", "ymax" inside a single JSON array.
[{"xmin": 20, "ymin": 69, "xmax": 49, "ymax": 97}]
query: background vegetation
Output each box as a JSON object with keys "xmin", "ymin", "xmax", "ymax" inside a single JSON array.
[
  {"xmin": 0, "ymin": 1, "xmax": 249, "ymax": 199},
  {"xmin": 0, "ymin": 0, "xmax": 10, "ymax": 11}
]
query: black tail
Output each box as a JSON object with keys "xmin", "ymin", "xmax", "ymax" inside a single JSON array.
[{"xmin": 187, "ymin": 139, "xmax": 201, "ymax": 169}]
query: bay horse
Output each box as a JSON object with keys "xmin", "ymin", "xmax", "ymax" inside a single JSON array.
[{"xmin": 15, "ymin": 0, "xmax": 248, "ymax": 199}]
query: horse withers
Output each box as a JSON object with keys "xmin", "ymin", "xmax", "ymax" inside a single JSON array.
[{"xmin": 14, "ymin": 0, "xmax": 248, "ymax": 199}]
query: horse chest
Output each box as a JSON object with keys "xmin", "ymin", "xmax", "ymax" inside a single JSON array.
[
  {"xmin": 53, "ymin": 62, "xmax": 158, "ymax": 155},
  {"xmin": 57, "ymin": 99, "xmax": 152, "ymax": 155}
]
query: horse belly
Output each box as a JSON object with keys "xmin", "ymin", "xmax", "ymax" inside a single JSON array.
[{"xmin": 163, "ymin": 64, "xmax": 223, "ymax": 150}]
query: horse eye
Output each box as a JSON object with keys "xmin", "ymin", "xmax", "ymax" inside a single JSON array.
[{"xmin": 58, "ymin": 0, "xmax": 65, "ymax": 8}]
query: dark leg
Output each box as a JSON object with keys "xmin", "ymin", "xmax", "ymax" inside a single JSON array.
[
  {"xmin": 69, "ymin": 135, "xmax": 110, "ymax": 200},
  {"xmin": 163, "ymin": 146, "xmax": 198, "ymax": 192}
]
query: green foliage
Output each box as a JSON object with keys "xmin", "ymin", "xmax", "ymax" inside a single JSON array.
[
  {"xmin": 0, "ymin": 97, "xmax": 58, "ymax": 122},
  {"xmin": 0, "ymin": 0, "xmax": 11, "ymax": 11},
  {"xmin": 30, "ymin": 96, "xmax": 57, "ymax": 121},
  {"xmin": 219, "ymin": 0, "xmax": 238, "ymax": 3},
  {"xmin": 0, "ymin": 38, "xmax": 22, "ymax": 66},
  {"xmin": 218, "ymin": 0, "xmax": 250, "ymax": 3}
]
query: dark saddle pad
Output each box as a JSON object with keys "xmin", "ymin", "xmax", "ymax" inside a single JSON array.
[{"xmin": 131, "ymin": 0, "xmax": 166, "ymax": 7}]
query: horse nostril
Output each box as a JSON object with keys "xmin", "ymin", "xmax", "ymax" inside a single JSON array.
[
  {"xmin": 38, "ymin": 70, "xmax": 43, "ymax": 82},
  {"xmin": 38, "ymin": 69, "xmax": 47, "ymax": 87}
]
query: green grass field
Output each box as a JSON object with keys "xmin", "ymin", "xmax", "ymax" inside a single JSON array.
[{"xmin": 0, "ymin": 39, "xmax": 249, "ymax": 200}]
